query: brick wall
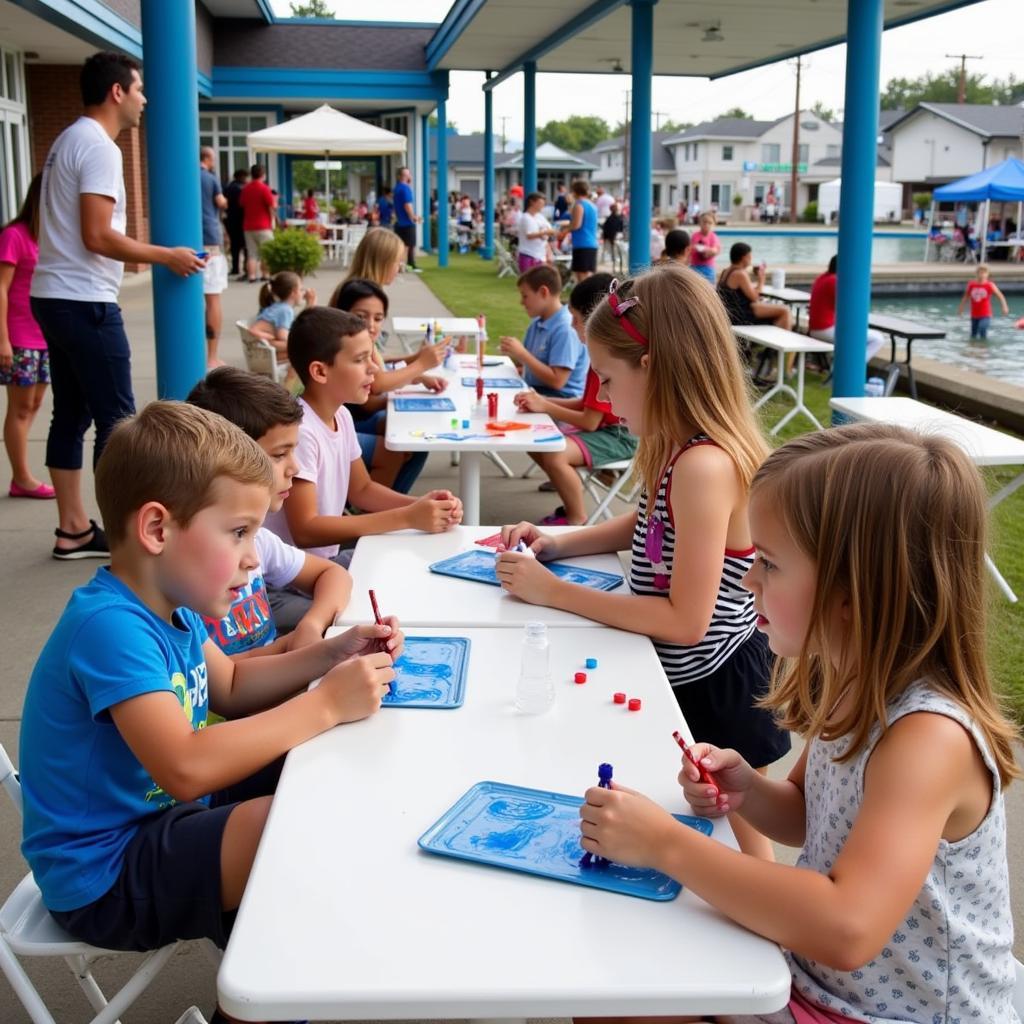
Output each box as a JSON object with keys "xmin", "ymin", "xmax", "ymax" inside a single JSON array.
[{"xmin": 25, "ymin": 64, "xmax": 150, "ymax": 267}]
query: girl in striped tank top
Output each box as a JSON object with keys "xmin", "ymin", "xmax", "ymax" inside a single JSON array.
[
  {"xmin": 497, "ymin": 263, "xmax": 790, "ymax": 854},
  {"xmin": 580, "ymin": 424, "xmax": 1021, "ymax": 1024}
]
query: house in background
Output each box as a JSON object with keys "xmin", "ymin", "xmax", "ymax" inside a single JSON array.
[
  {"xmin": 587, "ymin": 131, "xmax": 677, "ymax": 213},
  {"xmin": 886, "ymin": 103, "xmax": 1024, "ymax": 209}
]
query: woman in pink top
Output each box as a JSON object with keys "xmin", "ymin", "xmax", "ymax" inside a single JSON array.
[
  {"xmin": 688, "ymin": 211, "xmax": 721, "ymax": 283},
  {"xmin": 0, "ymin": 174, "xmax": 54, "ymax": 499}
]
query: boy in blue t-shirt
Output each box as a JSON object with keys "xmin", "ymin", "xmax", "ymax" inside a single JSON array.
[
  {"xmin": 187, "ymin": 366, "xmax": 352, "ymax": 654},
  {"xmin": 19, "ymin": 402, "xmax": 401, "ymax": 977},
  {"xmin": 499, "ymin": 263, "xmax": 589, "ymax": 399}
]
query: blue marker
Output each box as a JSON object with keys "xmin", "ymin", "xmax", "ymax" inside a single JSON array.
[
  {"xmin": 581, "ymin": 763, "xmax": 614, "ymax": 869},
  {"xmin": 196, "ymin": 250, "xmax": 208, "ymax": 260}
]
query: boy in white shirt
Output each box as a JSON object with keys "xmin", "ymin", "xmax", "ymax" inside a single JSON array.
[
  {"xmin": 517, "ymin": 191, "xmax": 555, "ymax": 273},
  {"xmin": 187, "ymin": 367, "xmax": 352, "ymax": 654}
]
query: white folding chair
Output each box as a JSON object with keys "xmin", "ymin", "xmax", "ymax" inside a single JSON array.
[
  {"xmin": 1013, "ymin": 957, "xmax": 1024, "ymax": 1016},
  {"xmin": 494, "ymin": 240, "xmax": 517, "ymax": 279},
  {"xmin": 0, "ymin": 744, "xmax": 211, "ymax": 1024},
  {"xmin": 235, "ymin": 320, "xmax": 289, "ymax": 384},
  {"xmin": 578, "ymin": 456, "xmax": 639, "ymax": 524},
  {"xmin": 340, "ymin": 223, "xmax": 368, "ymax": 267}
]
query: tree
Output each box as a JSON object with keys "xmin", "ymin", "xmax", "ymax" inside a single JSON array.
[
  {"xmin": 427, "ymin": 114, "xmax": 458, "ymax": 129},
  {"xmin": 809, "ymin": 100, "xmax": 836, "ymax": 122},
  {"xmin": 880, "ymin": 68, "xmax": 1023, "ymax": 109},
  {"xmin": 289, "ymin": 0, "xmax": 332, "ymax": 15},
  {"xmin": 716, "ymin": 107, "xmax": 754, "ymax": 120},
  {"xmin": 537, "ymin": 115, "xmax": 612, "ymax": 153},
  {"xmin": 659, "ymin": 118, "xmax": 693, "ymax": 134}
]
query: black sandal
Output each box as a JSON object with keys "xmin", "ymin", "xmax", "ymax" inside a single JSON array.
[{"xmin": 52, "ymin": 519, "xmax": 110, "ymax": 561}]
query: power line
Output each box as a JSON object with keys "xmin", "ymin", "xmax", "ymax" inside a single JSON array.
[{"xmin": 944, "ymin": 53, "xmax": 983, "ymax": 104}]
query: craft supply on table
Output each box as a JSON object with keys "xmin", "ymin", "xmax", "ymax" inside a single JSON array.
[
  {"xmin": 628, "ymin": 698, "xmax": 642, "ymax": 711},
  {"xmin": 574, "ymin": 672, "xmax": 587, "ymax": 685},
  {"xmin": 485, "ymin": 420, "xmax": 531, "ymax": 431},
  {"xmin": 461, "ymin": 377, "xmax": 524, "ymax": 389},
  {"xmin": 428, "ymin": 549, "xmax": 624, "ymax": 591},
  {"xmin": 613, "ymin": 692, "xmax": 627, "ymax": 704},
  {"xmin": 487, "ymin": 392, "xmax": 499, "ymax": 418},
  {"xmin": 673, "ymin": 730, "xmax": 720, "ymax": 797},
  {"xmin": 382, "ymin": 637, "xmax": 470, "ymax": 708},
  {"xmin": 393, "ymin": 397, "xmax": 457, "ymax": 413},
  {"xmin": 475, "ymin": 531, "xmax": 505, "ymax": 548},
  {"xmin": 368, "ymin": 588, "xmax": 392, "ymax": 666},
  {"xmin": 515, "ymin": 621, "xmax": 554, "ymax": 714},
  {"xmin": 585, "ymin": 658, "xmax": 598, "ymax": 670},
  {"xmin": 580, "ymin": 763, "xmax": 614, "ymax": 867},
  {"xmin": 418, "ymin": 780, "xmax": 712, "ymax": 900}
]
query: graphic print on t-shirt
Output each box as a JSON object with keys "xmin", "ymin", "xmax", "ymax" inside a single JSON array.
[{"xmin": 203, "ymin": 571, "xmax": 277, "ymax": 655}]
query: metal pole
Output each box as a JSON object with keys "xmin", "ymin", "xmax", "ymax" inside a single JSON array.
[
  {"xmin": 833, "ymin": 0, "xmax": 884, "ymax": 405},
  {"xmin": 421, "ymin": 114, "xmax": 432, "ymax": 255},
  {"xmin": 789, "ymin": 55, "xmax": 802, "ymax": 224},
  {"xmin": 627, "ymin": 0, "xmax": 658, "ymax": 273},
  {"xmin": 482, "ymin": 73, "xmax": 495, "ymax": 260},
  {"xmin": 982, "ymin": 197, "xmax": 990, "ymax": 262},
  {"xmin": 140, "ymin": 1, "xmax": 205, "ymax": 399},
  {"xmin": 437, "ymin": 94, "xmax": 449, "ymax": 267},
  {"xmin": 523, "ymin": 62, "xmax": 537, "ymax": 194},
  {"xmin": 924, "ymin": 199, "xmax": 935, "ymax": 260}
]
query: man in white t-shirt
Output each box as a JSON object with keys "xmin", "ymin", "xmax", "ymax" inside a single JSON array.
[
  {"xmin": 516, "ymin": 191, "xmax": 554, "ymax": 273},
  {"xmin": 30, "ymin": 52, "xmax": 205, "ymax": 561},
  {"xmin": 594, "ymin": 187, "xmax": 614, "ymax": 221}
]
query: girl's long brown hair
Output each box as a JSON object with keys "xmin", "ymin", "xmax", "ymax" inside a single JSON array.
[
  {"xmin": 3, "ymin": 173, "xmax": 42, "ymax": 241},
  {"xmin": 585, "ymin": 262, "xmax": 768, "ymax": 498},
  {"xmin": 755, "ymin": 423, "xmax": 1020, "ymax": 786}
]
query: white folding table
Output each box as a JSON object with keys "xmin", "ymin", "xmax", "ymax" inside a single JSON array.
[
  {"xmin": 733, "ymin": 324, "xmax": 834, "ymax": 435},
  {"xmin": 336, "ymin": 525, "xmax": 626, "ymax": 629},
  {"xmin": 830, "ymin": 396, "xmax": 1024, "ymax": 602},
  {"xmin": 217, "ymin": 626, "xmax": 790, "ymax": 1021},
  {"xmin": 759, "ymin": 284, "xmax": 811, "ymax": 330},
  {"xmin": 385, "ymin": 374, "xmax": 565, "ymax": 525},
  {"xmin": 391, "ymin": 316, "xmax": 483, "ymax": 355}
]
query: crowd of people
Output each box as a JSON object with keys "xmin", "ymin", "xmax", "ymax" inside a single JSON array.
[{"xmin": 2, "ymin": 48, "xmax": 1022, "ymax": 1024}]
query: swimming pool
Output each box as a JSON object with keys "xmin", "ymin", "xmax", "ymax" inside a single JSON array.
[{"xmin": 714, "ymin": 229, "xmax": 926, "ymax": 266}]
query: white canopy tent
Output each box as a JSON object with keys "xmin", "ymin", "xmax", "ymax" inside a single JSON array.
[{"xmin": 246, "ymin": 104, "xmax": 407, "ymax": 198}]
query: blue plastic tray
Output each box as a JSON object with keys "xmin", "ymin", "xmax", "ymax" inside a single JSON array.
[
  {"xmin": 418, "ymin": 781, "xmax": 712, "ymax": 901},
  {"xmin": 428, "ymin": 549, "xmax": 623, "ymax": 591},
  {"xmin": 459, "ymin": 377, "xmax": 524, "ymax": 389},
  {"xmin": 384, "ymin": 636, "xmax": 470, "ymax": 709},
  {"xmin": 393, "ymin": 397, "xmax": 457, "ymax": 412}
]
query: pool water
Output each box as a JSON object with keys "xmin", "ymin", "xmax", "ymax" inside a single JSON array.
[
  {"xmin": 715, "ymin": 230, "xmax": 926, "ymax": 266},
  {"xmin": 872, "ymin": 294, "xmax": 1024, "ymax": 386}
]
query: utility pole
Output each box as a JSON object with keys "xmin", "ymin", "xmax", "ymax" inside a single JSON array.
[
  {"xmin": 945, "ymin": 53, "xmax": 983, "ymax": 104},
  {"xmin": 652, "ymin": 110, "xmax": 667, "ymax": 131},
  {"xmin": 499, "ymin": 116, "xmax": 511, "ymax": 153},
  {"xmin": 623, "ymin": 89, "xmax": 631, "ymax": 201},
  {"xmin": 789, "ymin": 54, "xmax": 802, "ymax": 224}
]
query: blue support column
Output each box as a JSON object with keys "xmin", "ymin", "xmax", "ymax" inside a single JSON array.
[
  {"xmin": 523, "ymin": 61, "xmax": 537, "ymax": 194},
  {"xmin": 833, "ymin": 0, "xmax": 884, "ymax": 404},
  {"xmin": 421, "ymin": 114, "xmax": 432, "ymax": 255},
  {"xmin": 282, "ymin": 156, "xmax": 293, "ymax": 217},
  {"xmin": 437, "ymin": 96, "xmax": 449, "ymax": 267},
  {"xmin": 628, "ymin": 0, "xmax": 657, "ymax": 273},
  {"xmin": 482, "ymin": 74, "xmax": 495, "ymax": 259},
  {"xmin": 140, "ymin": 2, "xmax": 205, "ymax": 399}
]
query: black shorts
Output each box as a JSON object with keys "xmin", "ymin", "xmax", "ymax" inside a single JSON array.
[
  {"xmin": 50, "ymin": 757, "xmax": 284, "ymax": 951},
  {"xmin": 672, "ymin": 629, "xmax": 790, "ymax": 769},
  {"xmin": 394, "ymin": 223, "xmax": 416, "ymax": 249},
  {"xmin": 571, "ymin": 247, "xmax": 598, "ymax": 273}
]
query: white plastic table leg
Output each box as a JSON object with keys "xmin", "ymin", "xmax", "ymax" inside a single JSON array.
[{"xmin": 460, "ymin": 450, "xmax": 482, "ymax": 525}]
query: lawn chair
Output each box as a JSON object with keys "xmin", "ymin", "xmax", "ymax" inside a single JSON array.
[
  {"xmin": 578, "ymin": 456, "xmax": 639, "ymax": 524},
  {"xmin": 339, "ymin": 223, "xmax": 368, "ymax": 267},
  {"xmin": 494, "ymin": 239, "xmax": 517, "ymax": 279},
  {"xmin": 236, "ymin": 320, "xmax": 289, "ymax": 384},
  {"xmin": 0, "ymin": 743, "xmax": 213, "ymax": 1024}
]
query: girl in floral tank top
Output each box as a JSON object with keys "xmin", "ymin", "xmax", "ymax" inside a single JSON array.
[{"xmin": 580, "ymin": 423, "xmax": 1020, "ymax": 1024}]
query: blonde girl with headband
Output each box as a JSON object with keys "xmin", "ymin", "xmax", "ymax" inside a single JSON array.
[
  {"xmin": 498, "ymin": 263, "xmax": 790, "ymax": 856},
  {"xmin": 578, "ymin": 423, "xmax": 1021, "ymax": 1024}
]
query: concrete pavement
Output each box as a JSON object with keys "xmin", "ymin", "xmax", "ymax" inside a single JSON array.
[{"xmin": 0, "ymin": 263, "xmax": 1020, "ymax": 1022}]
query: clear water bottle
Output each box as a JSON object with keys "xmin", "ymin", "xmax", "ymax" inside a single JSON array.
[
  {"xmin": 865, "ymin": 376, "xmax": 885, "ymax": 398},
  {"xmin": 515, "ymin": 621, "xmax": 554, "ymax": 714}
]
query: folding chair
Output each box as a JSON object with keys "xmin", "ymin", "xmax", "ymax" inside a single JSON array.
[
  {"xmin": 494, "ymin": 240, "xmax": 517, "ymax": 279},
  {"xmin": 0, "ymin": 743, "xmax": 212, "ymax": 1024},
  {"xmin": 578, "ymin": 456, "xmax": 639, "ymax": 524},
  {"xmin": 1014, "ymin": 957, "xmax": 1024, "ymax": 1017},
  {"xmin": 340, "ymin": 223, "xmax": 368, "ymax": 267},
  {"xmin": 236, "ymin": 320, "xmax": 289, "ymax": 384}
]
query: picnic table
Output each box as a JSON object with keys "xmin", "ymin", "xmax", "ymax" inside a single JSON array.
[
  {"xmin": 759, "ymin": 285, "xmax": 812, "ymax": 330},
  {"xmin": 732, "ymin": 324, "xmax": 834, "ymax": 434},
  {"xmin": 335, "ymin": 525, "xmax": 626, "ymax": 629},
  {"xmin": 866, "ymin": 313, "xmax": 946, "ymax": 400},
  {"xmin": 217, "ymin": 624, "xmax": 790, "ymax": 1021},
  {"xmin": 830, "ymin": 396, "xmax": 1024, "ymax": 602}
]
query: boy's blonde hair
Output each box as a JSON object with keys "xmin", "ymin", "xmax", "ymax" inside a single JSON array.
[
  {"xmin": 331, "ymin": 228, "xmax": 405, "ymax": 302},
  {"xmin": 754, "ymin": 423, "xmax": 1020, "ymax": 786},
  {"xmin": 585, "ymin": 262, "xmax": 769, "ymax": 499},
  {"xmin": 95, "ymin": 401, "xmax": 274, "ymax": 548}
]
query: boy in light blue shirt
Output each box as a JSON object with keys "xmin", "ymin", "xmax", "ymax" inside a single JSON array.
[
  {"xmin": 499, "ymin": 263, "xmax": 588, "ymax": 399},
  {"xmin": 19, "ymin": 401, "xmax": 401, "ymax": 1017}
]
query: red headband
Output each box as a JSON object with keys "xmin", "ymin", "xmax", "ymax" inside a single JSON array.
[{"xmin": 607, "ymin": 279, "xmax": 649, "ymax": 346}]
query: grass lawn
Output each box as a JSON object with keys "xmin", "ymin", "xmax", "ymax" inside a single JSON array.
[{"xmin": 417, "ymin": 251, "xmax": 1024, "ymax": 721}]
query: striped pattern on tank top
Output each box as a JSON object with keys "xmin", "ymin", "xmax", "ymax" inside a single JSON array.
[{"xmin": 629, "ymin": 436, "xmax": 757, "ymax": 685}]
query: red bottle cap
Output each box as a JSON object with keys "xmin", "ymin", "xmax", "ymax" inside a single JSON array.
[
  {"xmin": 574, "ymin": 671, "xmax": 587, "ymax": 684},
  {"xmin": 628, "ymin": 697, "xmax": 641, "ymax": 711},
  {"xmin": 613, "ymin": 692, "xmax": 626, "ymax": 704}
]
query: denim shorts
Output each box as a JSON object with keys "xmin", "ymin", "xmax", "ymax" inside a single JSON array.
[{"xmin": 971, "ymin": 316, "xmax": 991, "ymax": 339}]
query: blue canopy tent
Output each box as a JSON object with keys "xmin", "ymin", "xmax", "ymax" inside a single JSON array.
[{"xmin": 927, "ymin": 157, "xmax": 1024, "ymax": 261}]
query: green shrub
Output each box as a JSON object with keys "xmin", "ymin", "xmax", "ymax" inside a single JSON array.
[
  {"xmin": 802, "ymin": 200, "xmax": 818, "ymax": 222},
  {"xmin": 259, "ymin": 228, "xmax": 322, "ymax": 276},
  {"xmin": 332, "ymin": 198, "xmax": 355, "ymax": 221},
  {"xmin": 913, "ymin": 191, "xmax": 932, "ymax": 210},
  {"xmin": 732, "ymin": 193, "xmax": 743, "ymax": 207}
]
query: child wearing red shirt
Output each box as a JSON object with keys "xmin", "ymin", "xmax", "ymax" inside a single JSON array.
[
  {"xmin": 957, "ymin": 264, "xmax": 1009, "ymax": 340},
  {"xmin": 514, "ymin": 273, "xmax": 637, "ymax": 525}
]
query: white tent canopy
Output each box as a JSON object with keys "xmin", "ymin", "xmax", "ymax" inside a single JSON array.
[{"xmin": 247, "ymin": 104, "xmax": 407, "ymax": 197}]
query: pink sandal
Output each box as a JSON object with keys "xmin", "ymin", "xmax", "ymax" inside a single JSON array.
[{"xmin": 9, "ymin": 480, "xmax": 56, "ymax": 499}]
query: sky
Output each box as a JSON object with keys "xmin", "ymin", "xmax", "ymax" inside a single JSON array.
[{"xmin": 272, "ymin": 0, "xmax": 1024, "ymax": 144}]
